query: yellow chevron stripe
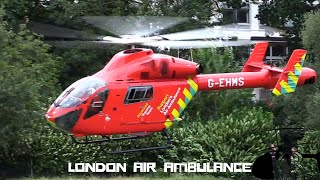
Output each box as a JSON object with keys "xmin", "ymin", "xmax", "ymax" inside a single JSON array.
[
  {"xmin": 177, "ymin": 98, "xmax": 186, "ymax": 110},
  {"xmin": 272, "ymin": 88, "xmax": 281, "ymax": 96},
  {"xmin": 183, "ymin": 88, "xmax": 192, "ymax": 101},
  {"xmin": 280, "ymin": 80, "xmax": 294, "ymax": 93},
  {"xmin": 187, "ymin": 78, "xmax": 198, "ymax": 92},
  {"xmin": 301, "ymin": 53, "xmax": 306, "ymax": 61},
  {"xmin": 164, "ymin": 119, "xmax": 173, "ymax": 128},
  {"xmin": 288, "ymin": 71, "xmax": 298, "ymax": 84},
  {"xmin": 294, "ymin": 63, "xmax": 302, "ymax": 73},
  {"xmin": 165, "ymin": 79, "xmax": 199, "ymax": 129},
  {"xmin": 172, "ymin": 108, "xmax": 180, "ymax": 119}
]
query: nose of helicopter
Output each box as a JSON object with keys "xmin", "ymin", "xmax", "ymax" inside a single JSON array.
[
  {"xmin": 45, "ymin": 106, "xmax": 82, "ymax": 132},
  {"xmin": 45, "ymin": 113, "xmax": 56, "ymax": 127}
]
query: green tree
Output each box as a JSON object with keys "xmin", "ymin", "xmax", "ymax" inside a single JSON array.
[
  {"xmin": 185, "ymin": 48, "xmax": 253, "ymax": 121},
  {"xmin": 297, "ymin": 130, "xmax": 320, "ymax": 178},
  {"xmin": 301, "ymin": 10, "xmax": 320, "ymax": 130},
  {"xmin": 55, "ymin": 47, "xmax": 120, "ymax": 89},
  {"xmin": 301, "ymin": 10, "xmax": 320, "ymax": 61},
  {"xmin": 270, "ymin": 77, "xmax": 317, "ymax": 150},
  {"xmin": 258, "ymin": 0, "xmax": 319, "ymax": 50},
  {"xmin": 29, "ymin": 107, "xmax": 275, "ymax": 178},
  {"xmin": 161, "ymin": 107, "xmax": 276, "ymax": 178},
  {"xmin": 269, "ymin": 9, "xmax": 320, "ymax": 151},
  {"xmin": 0, "ymin": 9, "xmax": 60, "ymax": 169}
]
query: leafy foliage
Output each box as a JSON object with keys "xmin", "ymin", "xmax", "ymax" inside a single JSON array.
[
  {"xmin": 185, "ymin": 48, "xmax": 253, "ymax": 121},
  {"xmin": 55, "ymin": 47, "xmax": 120, "ymax": 89},
  {"xmin": 0, "ymin": 0, "xmax": 319, "ymax": 178},
  {"xmin": 28, "ymin": 107, "xmax": 275, "ymax": 178},
  {"xmin": 301, "ymin": 10, "xmax": 320, "ymax": 61},
  {"xmin": 0, "ymin": 8, "xmax": 60, "ymax": 168},
  {"xmin": 297, "ymin": 130, "xmax": 320, "ymax": 178},
  {"xmin": 300, "ymin": 10, "xmax": 320, "ymax": 130},
  {"xmin": 258, "ymin": 0, "xmax": 319, "ymax": 50},
  {"xmin": 269, "ymin": 80, "xmax": 318, "ymax": 150},
  {"xmin": 268, "ymin": 9, "xmax": 320, "ymax": 151},
  {"xmin": 162, "ymin": 107, "xmax": 276, "ymax": 178}
]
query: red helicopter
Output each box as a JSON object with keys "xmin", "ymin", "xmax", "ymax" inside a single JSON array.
[{"xmin": 45, "ymin": 42, "xmax": 316, "ymax": 154}]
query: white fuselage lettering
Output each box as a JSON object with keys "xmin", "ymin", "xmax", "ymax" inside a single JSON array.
[
  {"xmin": 208, "ymin": 79, "xmax": 214, "ymax": 88},
  {"xmin": 207, "ymin": 77, "xmax": 244, "ymax": 88}
]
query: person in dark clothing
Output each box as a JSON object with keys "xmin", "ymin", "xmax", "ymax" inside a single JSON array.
[{"xmin": 271, "ymin": 144, "xmax": 280, "ymax": 179}]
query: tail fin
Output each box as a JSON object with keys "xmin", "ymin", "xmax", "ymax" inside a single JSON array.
[
  {"xmin": 242, "ymin": 42, "xmax": 269, "ymax": 72},
  {"xmin": 272, "ymin": 50, "xmax": 307, "ymax": 96}
]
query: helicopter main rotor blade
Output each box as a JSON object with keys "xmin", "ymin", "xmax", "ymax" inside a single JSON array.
[
  {"xmin": 142, "ymin": 40, "xmax": 256, "ymax": 49},
  {"xmin": 44, "ymin": 40, "xmax": 117, "ymax": 48},
  {"xmin": 27, "ymin": 21, "xmax": 102, "ymax": 40},
  {"xmin": 43, "ymin": 37, "xmax": 262, "ymax": 49},
  {"xmin": 160, "ymin": 24, "xmax": 280, "ymax": 41},
  {"xmin": 160, "ymin": 27, "xmax": 237, "ymax": 40},
  {"xmin": 81, "ymin": 16, "xmax": 188, "ymax": 37}
]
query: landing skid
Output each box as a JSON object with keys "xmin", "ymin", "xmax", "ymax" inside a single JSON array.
[
  {"xmin": 101, "ymin": 144, "xmax": 173, "ymax": 154},
  {"xmin": 71, "ymin": 135, "xmax": 145, "ymax": 144},
  {"xmin": 71, "ymin": 130, "xmax": 173, "ymax": 154}
]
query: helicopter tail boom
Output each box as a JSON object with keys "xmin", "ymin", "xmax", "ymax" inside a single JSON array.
[{"xmin": 195, "ymin": 46, "xmax": 316, "ymax": 93}]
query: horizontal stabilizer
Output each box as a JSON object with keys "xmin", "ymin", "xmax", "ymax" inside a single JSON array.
[
  {"xmin": 242, "ymin": 42, "xmax": 269, "ymax": 72},
  {"xmin": 272, "ymin": 50, "xmax": 307, "ymax": 96}
]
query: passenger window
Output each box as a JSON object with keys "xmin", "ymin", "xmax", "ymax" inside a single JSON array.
[{"xmin": 125, "ymin": 86, "xmax": 153, "ymax": 104}]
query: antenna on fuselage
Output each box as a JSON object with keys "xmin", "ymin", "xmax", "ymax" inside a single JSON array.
[{"xmin": 190, "ymin": 48, "xmax": 193, "ymax": 62}]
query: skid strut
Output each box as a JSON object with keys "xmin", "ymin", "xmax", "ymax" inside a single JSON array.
[
  {"xmin": 70, "ymin": 135, "xmax": 144, "ymax": 144},
  {"xmin": 100, "ymin": 130, "xmax": 173, "ymax": 154},
  {"xmin": 71, "ymin": 130, "xmax": 173, "ymax": 154}
]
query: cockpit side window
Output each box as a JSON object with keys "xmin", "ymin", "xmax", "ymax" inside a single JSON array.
[
  {"xmin": 125, "ymin": 86, "xmax": 153, "ymax": 104},
  {"xmin": 84, "ymin": 89, "xmax": 109, "ymax": 119}
]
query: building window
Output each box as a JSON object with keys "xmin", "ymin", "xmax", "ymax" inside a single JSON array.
[
  {"xmin": 223, "ymin": 8, "xmax": 248, "ymax": 23},
  {"xmin": 125, "ymin": 86, "xmax": 153, "ymax": 104},
  {"xmin": 237, "ymin": 9, "xmax": 248, "ymax": 23}
]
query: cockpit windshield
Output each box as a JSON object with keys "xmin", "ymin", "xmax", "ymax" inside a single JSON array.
[{"xmin": 54, "ymin": 76, "xmax": 107, "ymax": 108}]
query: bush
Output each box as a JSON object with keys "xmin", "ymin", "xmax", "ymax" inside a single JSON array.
[
  {"xmin": 297, "ymin": 130, "xmax": 320, "ymax": 178},
  {"xmin": 26, "ymin": 107, "xmax": 276, "ymax": 178}
]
